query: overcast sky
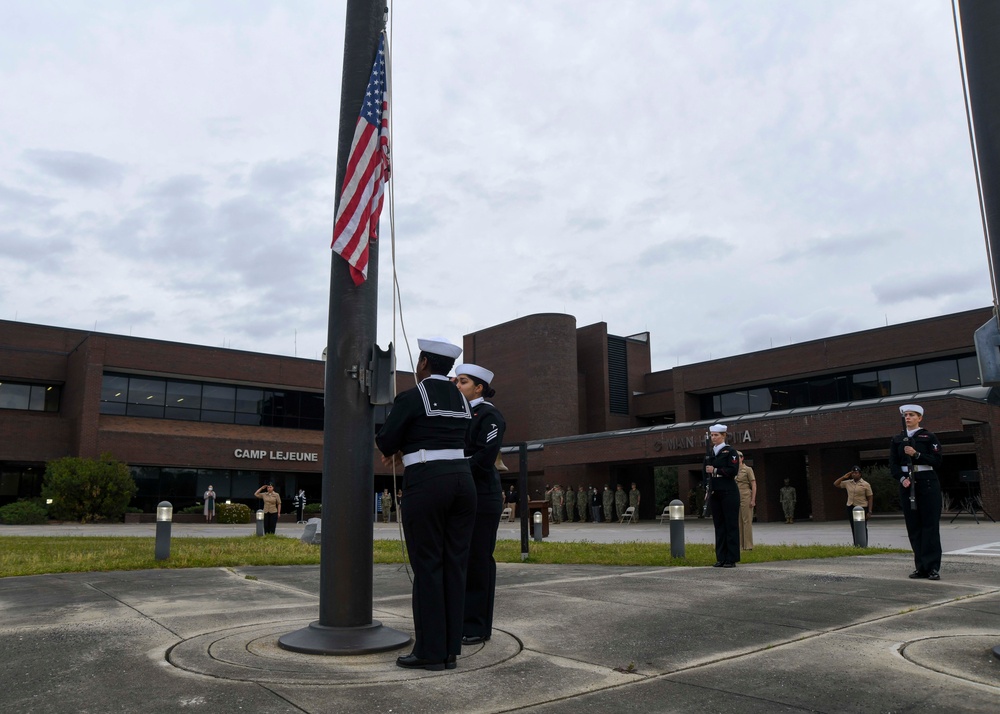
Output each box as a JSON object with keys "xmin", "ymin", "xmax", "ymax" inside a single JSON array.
[{"xmin": 0, "ymin": 0, "xmax": 992, "ymax": 373}]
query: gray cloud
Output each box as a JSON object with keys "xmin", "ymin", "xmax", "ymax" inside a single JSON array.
[
  {"xmin": 23, "ymin": 149, "xmax": 125, "ymax": 188},
  {"xmin": 873, "ymin": 268, "xmax": 985, "ymax": 304}
]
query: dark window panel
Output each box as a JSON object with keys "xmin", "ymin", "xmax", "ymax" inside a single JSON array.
[
  {"xmin": 720, "ymin": 391, "xmax": 748, "ymax": 416},
  {"xmin": 957, "ymin": 355, "xmax": 982, "ymax": 386},
  {"xmin": 235, "ymin": 387, "xmax": 264, "ymax": 414},
  {"xmin": 127, "ymin": 403, "xmax": 166, "ymax": 418},
  {"xmin": 916, "ymin": 360, "xmax": 960, "ymax": 391},
  {"xmin": 0, "ymin": 383, "xmax": 31, "ymax": 410},
  {"xmin": 101, "ymin": 374, "xmax": 129, "ymax": 403},
  {"xmin": 164, "ymin": 406, "xmax": 200, "ymax": 421},
  {"xmin": 100, "ymin": 401, "xmax": 127, "ymax": 415},
  {"xmin": 43, "ymin": 385, "xmax": 61, "ymax": 412},
  {"xmin": 851, "ymin": 371, "xmax": 880, "ymax": 400},
  {"xmin": 128, "ymin": 377, "xmax": 166, "ymax": 406},
  {"xmin": 878, "ymin": 365, "xmax": 917, "ymax": 395},
  {"xmin": 202, "ymin": 385, "xmax": 235, "ymax": 412},
  {"xmin": 166, "ymin": 380, "xmax": 202, "ymax": 410}
]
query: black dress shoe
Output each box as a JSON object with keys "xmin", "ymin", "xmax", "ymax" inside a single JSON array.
[
  {"xmin": 396, "ymin": 653, "xmax": 446, "ymax": 671},
  {"xmin": 461, "ymin": 635, "xmax": 489, "ymax": 645},
  {"xmin": 722, "ymin": 562, "xmax": 735, "ymax": 568},
  {"xmin": 927, "ymin": 570, "xmax": 940, "ymax": 581},
  {"xmin": 908, "ymin": 570, "xmax": 928, "ymax": 579},
  {"xmin": 712, "ymin": 561, "xmax": 723, "ymax": 567},
  {"xmin": 445, "ymin": 655, "xmax": 457, "ymax": 670}
]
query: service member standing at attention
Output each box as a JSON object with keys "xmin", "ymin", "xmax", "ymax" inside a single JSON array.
[
  {"xmin": 376, "ymin": 338, "xmax": 476, "ymax": 671},
  {"xmin": 705, "ymin": 424, "xmax": 740, "ymax": 567},
  {"xmin": 453, "ymin": 363, "xmax": 506, "ymax": 646},
  {"xmin": 735, "ymin": 452, "xmax": 756, "ymax": 551},
  {"xmin": 889, "ymin": 404, "xmax": 943, "ymax": 580},
  {"xmin": 628, "ymin": 482, "xmax": 641, "ymax": 521}
]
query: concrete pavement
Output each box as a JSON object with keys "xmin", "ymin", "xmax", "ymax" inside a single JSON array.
[{"xmin": 2, "ymin": 519, "xmax": 999, "ymax": 712}]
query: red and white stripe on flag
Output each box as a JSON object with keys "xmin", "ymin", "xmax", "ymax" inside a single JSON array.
[{"xmin": 331, "ymin": 34, "xmax": 390, "ymax": 285}]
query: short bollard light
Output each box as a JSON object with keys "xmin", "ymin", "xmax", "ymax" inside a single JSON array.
[
  {"xmin": 155, "ymin": 501, "xmax": 173, "ymax": 561},
  {"xmin": 669, "ymin": 499, "xmax": 686, "ymax": 558},
  {"xmin": 851, "ymin": 506, "xmax": 868, "ymax": 548},
  {"xmin": 533, "ymin": 510, "xmax": 543, "ymax": 542},
  {"xmin": 256, "ymin": 509, "xmax": 265, "ymax": 536}
]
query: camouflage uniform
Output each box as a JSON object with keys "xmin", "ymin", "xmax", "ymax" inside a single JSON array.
[
  {"xmin": 615, "ymin": 485, "xmax": 627, "ymax": 522},
  {"xmin": 602, "ymin": 485, "xmax": 615, "ymax": 524},
  {"xmin": 629, "ymin": 484, "xmax": 641, "ymax": 522},
  {"xmin": 576, "ymin": 486, "xmax": 588, "ymax": 522},
  {"xmin": 551, "ymin": 486, "xmax": 563, "ymax": 524},
  {"xmin": 563, "ymin": 485, "xmax": 574, "ymax": 522},
  {"xmin": 780, "ymin": 482, "xmax": 797, "ymax": 523}
]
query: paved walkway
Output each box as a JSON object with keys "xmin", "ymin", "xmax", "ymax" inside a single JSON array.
[
  {"xmin": 2, "ymin": 519, "xmax": 999, "ymax": 712},
  {"xmin": 7, "ymin": 515, "xmax": 1000, "ymax": 555}
]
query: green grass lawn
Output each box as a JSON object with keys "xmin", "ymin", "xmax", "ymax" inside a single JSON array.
[{"xmin": 0, "ymin": 535, "xmax": 903, "ymax": 578}]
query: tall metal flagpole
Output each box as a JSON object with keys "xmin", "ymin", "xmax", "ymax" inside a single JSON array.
[{"xmin": 279, "ymin": 0, "xmax": 410, "ymax": 655}]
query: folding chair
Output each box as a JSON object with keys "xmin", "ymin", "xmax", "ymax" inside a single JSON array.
[
  {"xmin": 657, "ymin": 506, "xmax": 671, "ymax": 524},
  {"xmin": 499, "ymin": 507, "xmax": 513, "ymax": 523},
  {"xmin": 619, "ymin": 506, "xmax": 635, "ymax": 524}
]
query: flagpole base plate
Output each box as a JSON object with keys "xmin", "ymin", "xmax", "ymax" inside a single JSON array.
[{"xmin": 278, "ymin": 619, "xmax": 411, "ymax": 656}]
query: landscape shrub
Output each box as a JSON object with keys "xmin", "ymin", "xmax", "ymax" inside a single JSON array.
[
  {"xmin": 304, "ymin": 502, "xmax": 322, "ymax": 514},
  {"xmin": 0, "ymin": 499, "xmax": 49, "ymax": 525},
  {"xmin": 42, "ymin": 454, "xmax": 137, "ymax": 523},
  {"xmin": 216, "ymin": 502, "xmax": 252, "ymax": 524}
]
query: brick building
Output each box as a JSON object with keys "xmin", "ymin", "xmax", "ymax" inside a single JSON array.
[{"xmin": 2, "ymin": 307, "xmax": 998, "ymax": 521}]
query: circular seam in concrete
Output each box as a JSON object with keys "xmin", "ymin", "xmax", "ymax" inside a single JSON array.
[
  {"xmin": 167, "ymin": 618, "xmax": 522, "ymax": 684},
  {"xmin": 898, "ymin": 634, "xmax": 1000, "ymax": 689}
]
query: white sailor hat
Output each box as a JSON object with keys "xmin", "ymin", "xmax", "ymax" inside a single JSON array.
[
  {"xmin": 417, "ymin": 337, "xmax": 462, "ymax": 359},
  {"xmin": 455, "ymin": 363, "xmax": 494, "ymax": 385},
  {"xmin": 709, "ymin": 423, "xmax": 727, "ymax": 433},
  {"xmin": 899, "ymin": 403, "xmax": 924, "ymax": 416}
]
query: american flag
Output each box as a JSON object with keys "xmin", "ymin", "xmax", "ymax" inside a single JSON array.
[{"xmin": 331, "ymin": 33, "xmax": 390, "ymax": 285}]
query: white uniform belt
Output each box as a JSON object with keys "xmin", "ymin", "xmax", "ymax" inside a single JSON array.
[
  {"xmin": 401, "ymin": 449, "xmax": 466, "ymax": 467},
  {"xmin": 903, "ymin": 464, "xmax": 934, "ymax": 473}
]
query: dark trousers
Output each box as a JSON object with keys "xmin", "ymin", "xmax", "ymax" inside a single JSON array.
[
  {"xmin": 402, "ymin": 470, "xmax": 476, "ymax": 662},
  {"xmin": 464, "ymin": 490, "xmax": 504, "ymax": 638},
  {"xmin": 295, "ymin": 505, "xmax": 305, "ymax": 522},
  {"xmin": 900, "ymin": 476, "xmax": 942, "ymax": 573},
  {"xmin": 263, "ymin": 511, "xmax": 278, "ymax": 535},
  {"xmin": 710, "ymin": 488, "xmax": 740, "ymax": 564}
]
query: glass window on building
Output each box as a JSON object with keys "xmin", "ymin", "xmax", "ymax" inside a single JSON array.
[
  {"xmin": 165, "ymin": 380, "xmax": 202, "ymax": 420},
  {"xmin": 36, "ymin": 385, "xmax": 60, "ymax": 412},
  {"xmin": 957, "ymin": 355, "xmax": 982, "ymax": 386},
  {"xmin": 916, "ymin": 360, "xmax": 960, "ymax": 391},
  {"xmin": 851, "ymin": 371, "xmax": 881, "ymax": 400},
  {"xmin": 127, "ymin": 377, "xmax": 166, "ymax": 417},
  {"xmin": 878, "ymin": 365, "xmax": 917, "ymax": 395},
  {"xmin": 747, "ymin": 387, "xmax": 772, "ymax": 413},
  {"xmin": 809, "ymin": 376, "xmax": 848, "ymax": 405},
  {"xmin": 100, "ymin": 374, "xmax": 128, "ymax": 414},
  {"xmin": 235, "ymin": 387, "xmax": 264, "ymax": 414},
  {"xmin": 719, "ymin": 391, "xmax": 748, "ymax": 416},
  {"xmin": 202, "ymin": 384, "xmax": 235, "ymax": 412},
  {"xmin": 0, "ymin": 382, "xmax": 31, "ymax": 410}
]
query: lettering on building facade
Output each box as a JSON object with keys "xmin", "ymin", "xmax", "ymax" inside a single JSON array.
[
  {"xmin": 656, "ymin": 430, "xmax": 756, "ymax": 452},
  {"xmin": 234, "ymin": 449, "xmax": 318, "ymax": 462}
]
